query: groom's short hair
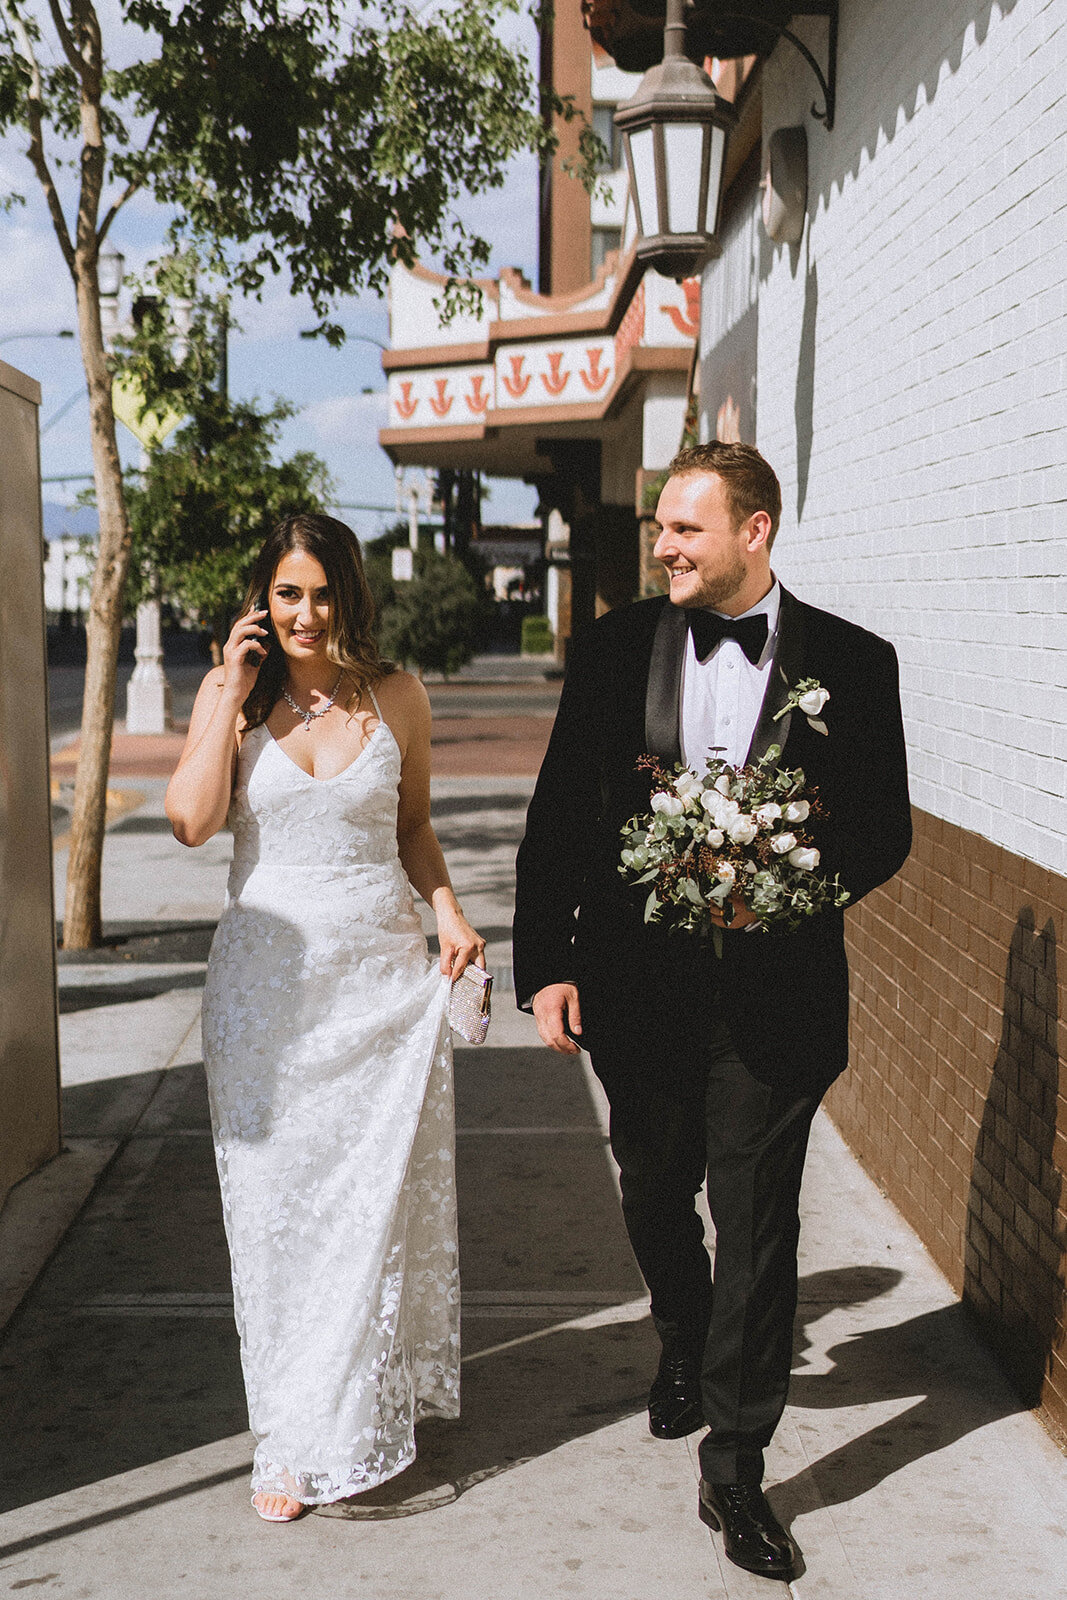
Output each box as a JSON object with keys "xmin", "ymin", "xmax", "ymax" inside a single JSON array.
[{"xmin": 667, "ymin": 441, "xmax": 782, "ymax": 547}]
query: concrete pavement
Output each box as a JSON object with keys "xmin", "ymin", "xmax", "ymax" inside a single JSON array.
[{"xmin": 1, "ymin": 681, "xmax": 1065, "ymax": 1598}]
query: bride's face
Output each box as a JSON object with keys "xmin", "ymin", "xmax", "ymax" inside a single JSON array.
[{"xmin": 269, "ymin": 549, "xmax": 331, "ymax": 661}]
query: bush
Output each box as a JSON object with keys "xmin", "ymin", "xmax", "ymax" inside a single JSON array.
[
  {"xmin": 374, "ymin": 549, "xmax": 482, "ymax": 678},
  {"xmin": 520, "ymin": 614, "xmax": 554, "ymax": 655}
]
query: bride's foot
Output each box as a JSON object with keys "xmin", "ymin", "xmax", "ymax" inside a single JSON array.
[{"xmin": 252, "ymin": 1491, "xmax": 305, "ymax": 1522}]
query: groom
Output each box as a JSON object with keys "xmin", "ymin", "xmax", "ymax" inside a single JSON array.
[{"xmin": 513, "ymin": 442, "xmax": 911, "ymax": 1580}]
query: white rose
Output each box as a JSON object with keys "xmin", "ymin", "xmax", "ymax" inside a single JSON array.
[
  {"xmin": 727, "ymin": 814, "xmax": 758, "ymax": 845},
  {"xmin": 651, "ymin": 791, "xmax": 684, "ymax": 816},
  {"xmin": 754, "ymin": 803, "xmax": 782, "ymax": 828},
  {"xmin": 706, "ymin": 828, "xmax": 725, "ymax": 847},
  {"xmin": 701, "ymin": 792, "xmax": 738, "ymax": 827},
  {"xmin": 674, "ymin": 771, "xmax": 702, "ymax": 800},
  {"xmin": 770, "ymin": 831, "xmax": 798, "ymax": 854},
  {"xmin": 783, "ymin": 799, "xmax": 810, "ymax": 823},
  {"xmin": 788, "ymin": 845, "xmax": 821, "ymax": 871},
  {"xmin": 714, "ymin": 773, "xmax": 733, "ymax": 796},
  {"xmin": 715, "ymin": 860, "xmax": 736, "ymax": 884},
  {"xmin": 798, "ymin": 687, "xmax": 829, "ymax": 716}
]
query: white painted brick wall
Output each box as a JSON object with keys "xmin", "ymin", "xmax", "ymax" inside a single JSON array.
[{"xmin": 744, "ymin": 0, "xmax": 1066, "ymax": 877}]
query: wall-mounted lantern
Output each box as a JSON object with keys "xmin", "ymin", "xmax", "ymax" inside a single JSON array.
[{"xmin": 614, "ymin": 0, "xmax": 737, "ymax": 281}]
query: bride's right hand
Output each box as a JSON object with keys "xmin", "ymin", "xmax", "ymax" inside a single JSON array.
[{"xmin": 222, "ymin": 607, "xmax": 270, "ymax": 698}]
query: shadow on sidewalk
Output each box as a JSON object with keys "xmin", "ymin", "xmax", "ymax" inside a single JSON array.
[
  {"xmin": 55, "ymin": 920, "xmax": 219, "ymax": 965},
  {"xmin": 773, "ymin": 1263, "xmax": 1028, "ymax": 1518},
  {"xmin": 0, "ymin": 1044, "xmax": 653, "ymax": 1520}
]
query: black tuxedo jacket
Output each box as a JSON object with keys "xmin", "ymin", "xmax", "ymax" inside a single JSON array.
[{"xmin": 513, "ymin": 589, "xmax": 912, "ymax": 1095}]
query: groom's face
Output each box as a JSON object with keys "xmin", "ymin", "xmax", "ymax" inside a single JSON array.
[{"xmin": 653, "ymin": 471, "xmax": 751, "ymax": 613}]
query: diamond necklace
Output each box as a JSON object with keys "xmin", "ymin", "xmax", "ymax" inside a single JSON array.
[{"xmin": 282, "ymin": 672, "xmax": 344, "ymax": 732}]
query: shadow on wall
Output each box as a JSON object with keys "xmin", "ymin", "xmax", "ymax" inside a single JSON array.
[
  {"xmin": 794, "ymin": 257, "xmax": 817, "ymax": 523},
  {"xmin": 809, "ymin": 0, "xmax": 1022, "ymax": 205},
  {"xmin": 963, "ymin": 907, "xmax": 1064, "ymax": 1407}
]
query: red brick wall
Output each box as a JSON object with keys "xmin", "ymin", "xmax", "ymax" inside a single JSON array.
[{"xmin": 827, "ymin": 806, "xmax": 1067, "ymax": 1442}]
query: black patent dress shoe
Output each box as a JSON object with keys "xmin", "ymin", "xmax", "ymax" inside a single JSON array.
[
  {"xmin": 698, "ymin": 1479, "xmax": 798, "ymax": 1580},
  {"xmin": 647, "ymin": 1351, "xmax": 703, "ymax": 1439}
]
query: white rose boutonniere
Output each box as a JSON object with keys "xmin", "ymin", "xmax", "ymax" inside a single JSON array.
[{"xmin": 773, "ymin": 675, "xmax": 831, "ymax": 736}]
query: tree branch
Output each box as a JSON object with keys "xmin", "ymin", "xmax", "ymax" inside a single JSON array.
[
  {"xmin": 47, "ymin": 0, "xmax": 82, "ymax": 76},
  {"xmin": 1, "ymin": 0, "xmax": 76, "ymax": 275},
  {"xmin": 68, "ymin": 0, "xmax": 102, "ymax": 81},
  {"xmin": 97, "ymin": 112, "xmax": 159, "ymax": 244},
  {"xmin": 69, "ymin": 0, "xmax": 105, "ymax": 262}
]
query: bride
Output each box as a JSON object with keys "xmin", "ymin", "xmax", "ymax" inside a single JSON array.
[{"xmin": 165, "ymin": 511, "xmax": 484, "ymax": 1522}]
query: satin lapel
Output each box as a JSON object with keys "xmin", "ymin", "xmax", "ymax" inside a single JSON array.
[
  {"xmin": 746, "ymin": 586, "xmax": 806, "ymax": 767},
  {"xmin": 644, "ymin": 600, "xmax": 687, "ymax": 764}
]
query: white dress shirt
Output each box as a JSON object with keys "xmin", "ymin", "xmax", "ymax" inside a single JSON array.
[{"xmin": 680, "ymin": 581, "xmax": 781, "ymax": 772}]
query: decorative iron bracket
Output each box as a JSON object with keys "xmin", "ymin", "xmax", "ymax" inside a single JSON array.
[{"xmin": 715, "ymin": 4, "xmax": 838, "ymax": 130}]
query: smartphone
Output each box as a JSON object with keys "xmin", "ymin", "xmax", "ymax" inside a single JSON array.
[{"xmin": 253, "ymin": 592, "xmax": 277, "ymax": 642}]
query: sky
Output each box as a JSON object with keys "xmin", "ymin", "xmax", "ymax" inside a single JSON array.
[{"xmin": 0, "ymin": 2, "xmax": 541, "ymax": 540}]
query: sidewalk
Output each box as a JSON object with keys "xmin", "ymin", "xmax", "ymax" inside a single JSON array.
[{"xmin": 0, "ymin": 727, "xmax": 1064, "ymax": 1597}]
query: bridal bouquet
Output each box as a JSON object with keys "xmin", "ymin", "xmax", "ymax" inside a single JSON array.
[{"xmin": 619, "ymin": 746, "xmax": 850, "ymax": 939}]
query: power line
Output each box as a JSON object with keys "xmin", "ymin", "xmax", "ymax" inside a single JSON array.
[{"xmin": 330, "ymin": 501, "xmax": 397, "ymax": 513}]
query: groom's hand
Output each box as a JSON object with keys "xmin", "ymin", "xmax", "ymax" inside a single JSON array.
[
  {"xmin": 709, "ymin": 895, "xmax": 761, "ymax": 931},
  {"xmin": 532, "ymin": 983, "xmax": 583, "ymax": 1054}
]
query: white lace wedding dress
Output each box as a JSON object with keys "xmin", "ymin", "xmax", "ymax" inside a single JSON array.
[{"xmin": 201, "ymin": 694, "xmax": 459, "ymax": 1505}]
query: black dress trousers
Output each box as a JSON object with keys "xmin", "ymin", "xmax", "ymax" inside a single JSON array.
[{"xmin": 589, "ymin": 950, "xmax": 820, "ymax": 1486}]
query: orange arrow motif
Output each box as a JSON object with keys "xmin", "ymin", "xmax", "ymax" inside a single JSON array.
[
  {"xmin": 541, "ymin": 351, "xmax": 570, "ymax": 396},
  {"xmin": 429, "ymin": 378, "xmax": 453, "ymax": 417},
  {"xmin": 664, "ymin": 277, "xmax": 701, "ymax": 339},
  {"xmin": 502, "ymin": 355, "xmax": 531, "ymax": 398},
  {"xmin": 466, "ymin": 374, "xmax": 489, "ymax": 414},
  {"xmin": 395, "ymin": 381, "xmax": 417, "ymax": 420},
  {"xmin": 580, "ymin": 348, "xmax": 610, "ymax": 392}
]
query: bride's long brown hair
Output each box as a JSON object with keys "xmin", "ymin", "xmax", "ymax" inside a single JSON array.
[{"xmin": 239, "ymin": 512, "xmax": 396, "ymax": 730}]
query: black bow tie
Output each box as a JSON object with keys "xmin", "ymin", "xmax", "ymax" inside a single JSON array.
[{"xmin": 687, "ymin": 609, "xmax": 769, "ymax": 666}]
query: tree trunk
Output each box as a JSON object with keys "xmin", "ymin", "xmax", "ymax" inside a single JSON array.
[{"xmin": 62, "ymin": 271, "xmax": 132, "ymax": 950}]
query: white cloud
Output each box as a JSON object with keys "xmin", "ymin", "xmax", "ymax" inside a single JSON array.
[{"xmin": 303, "ymin": 391, "xmax": 389, "ymax": 446}]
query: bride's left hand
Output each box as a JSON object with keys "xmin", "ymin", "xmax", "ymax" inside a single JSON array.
[{"xmin": 435, "ymin": 900, "xmax": 486, "ymax": 980}]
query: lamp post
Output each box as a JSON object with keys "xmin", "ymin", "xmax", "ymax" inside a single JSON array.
[
  {"xmin": 97, "ymin": 241, "xmax": 125, "ymax": 344},
  {"xmin": 614, "ymin": 0, "xmax": 736, "ymax": 281},
  {"xmin": 98, "ymin": 241, "xmax": 178, "ymax": 736}
]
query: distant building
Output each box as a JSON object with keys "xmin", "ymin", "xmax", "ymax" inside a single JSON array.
[
  {"xmin": 380, "ymin": 10, "xmax": 723, "ymax": 654},
  {"xmin": 42, "ymin": 534, "xmax": 93, "ymax": 620}
]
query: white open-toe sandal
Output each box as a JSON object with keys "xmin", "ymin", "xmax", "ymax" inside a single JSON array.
[{"xmin": 251, "ymin": 1493, "xmax": 305, "ymax": 1523}]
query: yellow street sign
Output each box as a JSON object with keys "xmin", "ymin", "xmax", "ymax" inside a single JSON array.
[{"xmin": 111, "ymin": 373, "xmax": 185, "ymax": 450}]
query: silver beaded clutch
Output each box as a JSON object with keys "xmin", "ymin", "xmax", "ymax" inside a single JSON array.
[{"xmin": 448, "ymin": 966, "xmax": 493, "ymax": 1044}]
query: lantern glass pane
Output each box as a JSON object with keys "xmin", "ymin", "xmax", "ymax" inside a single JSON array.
[
  {"xmin": 664, "ymin": 123, "xmax": 706, "ymax": 235},
  {"xmin": 704, "ymin": 125, "xmax": 726, "ymax": 232},
  {"xmin": 97, "ymin": 245, "xmax": 125, "ymax": 298},
  {"xmin": 627, "ymin": 126, "xmax": 658, "ymax": 238}
]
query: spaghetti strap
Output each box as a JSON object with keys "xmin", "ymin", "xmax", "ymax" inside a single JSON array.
[{"xmin": 366, "ymin": 685, "xmax": 382, "ymax": 719}]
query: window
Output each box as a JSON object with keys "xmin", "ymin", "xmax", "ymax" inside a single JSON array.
[
  {"xmin": 591, "ymin": 226, "xmax": 623, "ymax": 275},
  {"xmin": 592, "ymin": 104, "xmax": 623, "ymax": 173}
]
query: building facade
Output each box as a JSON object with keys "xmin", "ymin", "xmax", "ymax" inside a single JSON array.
[{"xmin": 694, "ymin": 0, "xmax": 1066, "ymax": 1439}]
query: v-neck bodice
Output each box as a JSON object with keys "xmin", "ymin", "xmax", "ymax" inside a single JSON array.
[{"xmin": 227, "ymin": 714, "xmax": 405, "ymax": 891}]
